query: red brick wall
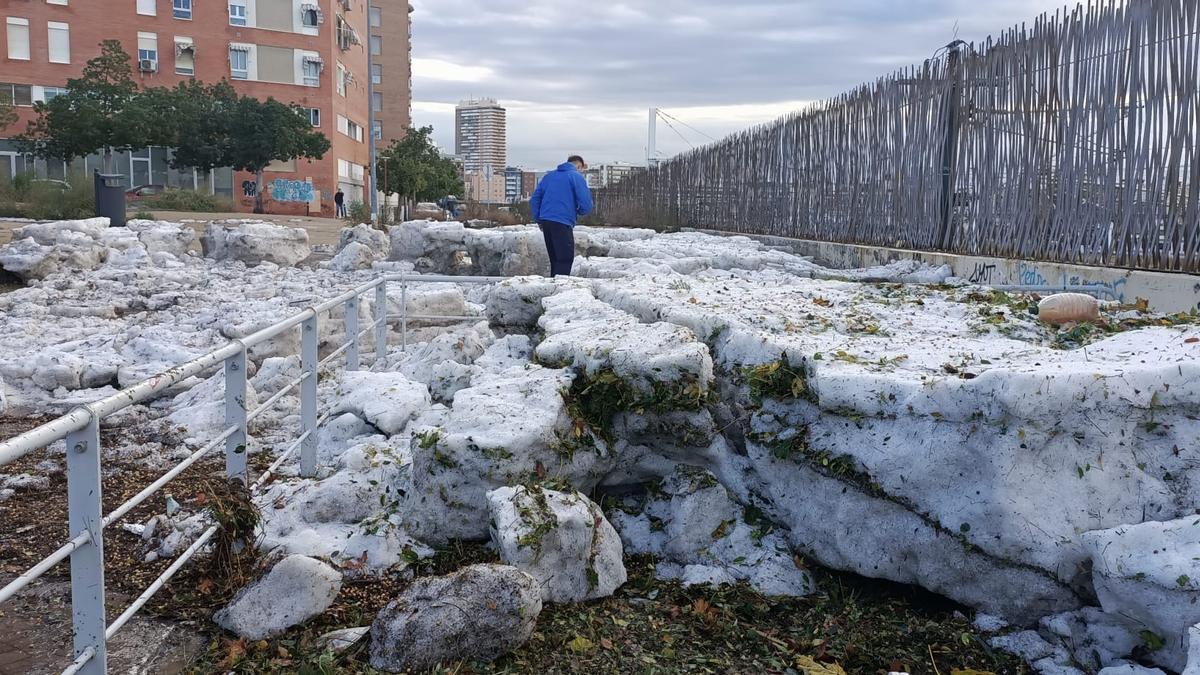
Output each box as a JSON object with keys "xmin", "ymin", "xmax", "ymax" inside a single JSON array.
[{"xmin": 0, "ymin": 0, "xmax": 375, "ymax": 217}]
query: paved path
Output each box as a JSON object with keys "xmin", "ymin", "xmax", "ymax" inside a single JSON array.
[{"xmin": 0, "ymin": 211, "xmax": 352, "ymax": 247}]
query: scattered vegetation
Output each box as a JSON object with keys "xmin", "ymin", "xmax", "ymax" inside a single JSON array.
[
  {"xmin": 563, "ymin": 368, "xmax": 708, "ymax": 444},
  {"xmin": 346, "ymin": 200, "xmax": 371, "ymax": 223},
  {"xmin": 138, "ymin": 188, "xmax": 233, "ymax": 213},
  {"xmin": 184, "ymin": 543, "xmax": 1030, "ymax": 674},
  {"xmin": 0, "ymin": 171, "xmax": 95, "ymax": 219},
  {"xmin": 744, "ymin": 356, "xmax": 816, "ymax": 404},
  {"xmin": 1052, "ymin": 310, "xmax": 1200, "ymax": 349}
]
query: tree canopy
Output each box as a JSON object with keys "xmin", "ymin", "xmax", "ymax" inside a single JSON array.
[
  {"xmin": 378, "ymin": 126, "xmax": 463, "ymax": 202},
  {"xmin": 18, "ymin": 40, "xmax": 144, "ymax": 171},
  {"xmin": 17, "ymin": 40, "xmax": 331, "ymax": 212}
]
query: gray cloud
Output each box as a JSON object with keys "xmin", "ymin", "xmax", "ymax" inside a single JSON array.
[{"xmin": 408, "ymin": 0, "xmax": 1068, "ymax": 169}]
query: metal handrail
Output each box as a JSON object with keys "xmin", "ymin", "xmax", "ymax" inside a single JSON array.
[{"xmin": 0, "ymin": 272, "xmax": 508, "ymax": 674}]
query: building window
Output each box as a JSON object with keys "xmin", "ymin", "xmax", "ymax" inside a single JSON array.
[
  {"xmin": 369, "ymin": 6, "xmax": 381, "ymax": 27},
  {"xmin": 47, "ymin": 22, "xmax": 70, "ymax": 64},
  {"xmin": 338, "ymin": 115, "xmax": 363, "ymax": 142},
  {"xmin": 301, "ymin": 3, "xmax": 323, "ymax": 27},
  {"xmin": 41, "ymin": 86, "xmax": 68, "ymax": 101},
  {"xmin": 229, "ymin": 46, "xmax": 249, "ymax": 79},
  {"xmin": 370, "ymin": 35, "xmax": 381, "ymax": 56},
  {"xmin": 372, "ymin": 92, "xmax": 381, "ymax": 112},
  {"xmin": 48, "ymin": 0, "xmax": 70, "ymax": 5},
  {"xmin": 175, "ymin": 38, "xmax": 194, "ymax": 75},
  {"xmin": 173, "ymin": 0, "xmax": 192, "ymax": 19},
  {"xmin": 229, "ymin": 1, "xmax": 247, "ymax": 26},
  {"xmin": 372, "ymin": 121, "xmax": 382, "ymax": 140},
  {"xmin": 137, "ymin": 32, "xmax": 158, "ymax": 70},
  {"xmin": 336, "ymin": 16, "xmax": 358, "ymax": 51},
  {"xmin": 303, "ymin": 107, "xmax": 320, "ymax": 127},
  {"xmin": 301, "ymin": 58, "xmax": 321, "ymax": 87},
  {"xmin": 371, "ymin": 63, "xmax": 381, "ymax": 84},
  {"xmin": 6, "ymin": 18, "xmax": 30, "ymax": 61},
  {"xmin": 0, "ymin": 83, "xmax": 34, "ymax": 107},
  {"xmin": 137, "ymin": 0, "xmax": 156, "ymax": 16},
  {"xmin": 336, "ymin": 63, "xmax": 345, "ymax": 96}
]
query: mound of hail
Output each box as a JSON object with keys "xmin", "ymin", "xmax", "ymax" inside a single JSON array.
[{"xmin": 3, "ymin": 218, "xmax": 1199, "ymax": 674}]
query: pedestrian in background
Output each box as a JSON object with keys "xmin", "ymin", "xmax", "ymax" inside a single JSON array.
[
  {"xmin": 530, "ymin": 155, "xmax": 593, "ymax": 277},
  {"xmin": 334, "ymin": 188, "xmax": 346, "ymax": 219}
]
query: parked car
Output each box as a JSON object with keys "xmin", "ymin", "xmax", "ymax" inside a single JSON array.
[{"xmin": 125, "ymin": 184, "xmax": 166, "ymax": 202}]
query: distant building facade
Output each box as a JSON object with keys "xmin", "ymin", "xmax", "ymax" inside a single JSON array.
[
  {"xmin": 0, "ymin": 0, "xmax": 383, "ymax": 216},
  {"xmin": 370, "ymin": 1, "xmax": 413, "ymax": 147},
  {"xmin": 465, "ymin": 165, "xmax": 505, "ymax": 204},
  {"xmin": 454, "ymin": 98, "xmax": 506, "ymax": 175}
]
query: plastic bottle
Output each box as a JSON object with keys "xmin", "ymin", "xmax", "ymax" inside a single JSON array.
[{"xmin": 1037, "ymin": 293, "xmax": 1101, "ymax": 325}]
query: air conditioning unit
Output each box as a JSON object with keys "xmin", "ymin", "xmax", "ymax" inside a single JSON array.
[
  {"xmin": 139, "ymin": 59, "xmax": 158, "ymax": 73},
  {"xmin": 340, "ymin": 0, "xmax": 351, "ymax": 10}
]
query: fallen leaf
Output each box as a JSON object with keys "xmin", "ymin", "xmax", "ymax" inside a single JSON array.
[
  {"xmin": 196, "ymin": 578, "xmax": 215, "ymax": 595},
  {"xmin": 567, "ymin": 635, "xmax": 595, "ymax": 654},
  {"xmin": 794, "ymin": 655, "xmax": 848, "ymax": 674},
  {"xmin": 218, "ymin": 639, "xmax": 248, "ymax": 669},
  {"xmin": 1186, "ymin": 337, "xmax": 1199, "ymax": 344},
  {"xmin": 600, "ymin": 637, "xmax": 614, "ymax": 650}
]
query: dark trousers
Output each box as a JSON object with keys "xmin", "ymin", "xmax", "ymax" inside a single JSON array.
[
  {"xmin": 539, "ymin": 220, "xmax": 575, "ymax": 277},
  {"xmin": 336, "ymin": 202, "xmax": 346, "ymax": 218}
]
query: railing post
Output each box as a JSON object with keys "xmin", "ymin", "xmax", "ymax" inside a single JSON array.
[
  {"xmin": 374, "ymin": 280, "xmax": 388, "ymax": 364},
  {"xmin": 65, "ymin": 412, "xmax": 106, "ymax": 674},
  {"xmin": 345, "ymin": 295, "xmax": 360, "ymax": 371},
  {"xmin": 224, "ymin": 347, "xmax": 248, "ymax": 483},
  {"xmin": 300, "ymin": 313, "xmax": 319, "ymax": 478},
  {"xmin": 400, "ymin": 279, "xmax": 408, "ymax": 352}
]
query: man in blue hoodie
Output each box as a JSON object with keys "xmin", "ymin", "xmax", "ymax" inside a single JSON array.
[{"xmin": 530, "ymin": 155, "xmax": 594, "ymax": 277}]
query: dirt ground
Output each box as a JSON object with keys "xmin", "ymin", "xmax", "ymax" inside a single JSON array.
[{"xmin": 0, "ymin": 210, "xmax": 351, "ymax": 248}]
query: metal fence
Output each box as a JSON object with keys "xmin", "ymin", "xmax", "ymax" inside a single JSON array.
[
  {"xmin": 0, "ymin": 273, "xmax": 503, "ymax": 674},
  {"xmin": 596, "ymin": 0, "xmax": 1200, "ymax": 272}
]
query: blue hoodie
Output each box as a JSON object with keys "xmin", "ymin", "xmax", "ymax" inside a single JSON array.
[{"xmin": 530, "ymin": 162, "xmax": 594, "ymax": 227}]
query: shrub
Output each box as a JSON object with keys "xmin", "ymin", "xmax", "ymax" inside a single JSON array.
[
  {"xmin": 140, "ymin": 188, "xmax": 232, "ymax": 213},
  {"xmin": 462, "ymin": 202, "xmax": 524, "ymax": 226},
  {"xmin": 133, "ymin": 210, "xmax": 155, "ymax": 220},
  {"xmin": 22, "ymin": 173, "xmax": 96, "ymax": 220},
  {"xmin": 347, "ymin": 200, "xmax": 371, "ymax": 223}
]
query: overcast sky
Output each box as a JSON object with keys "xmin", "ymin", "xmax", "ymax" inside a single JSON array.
[{"xmin": 407, "ymin": 0, "xmax": 1071, "ymax": 171}]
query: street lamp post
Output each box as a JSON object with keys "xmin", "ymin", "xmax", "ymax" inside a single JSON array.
[{"xmin": 366, "ymin": 12, "xmax": 379, "ymax": 224}]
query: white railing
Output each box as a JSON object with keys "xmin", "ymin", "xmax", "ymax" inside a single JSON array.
[{"xmin": 0, "ymin": 273, "xmax": 506, "ymax": 674}]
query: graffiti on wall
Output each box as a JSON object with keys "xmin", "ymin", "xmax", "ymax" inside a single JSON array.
[
  {"xmin": 967, "ymin": 262, "xmax": 997, "ymax": 284},
  {"xmin": 270, "ymin": 179, "xmax": 315, "ymax": 203},
  {"xmin": 241, "ymin": 180, "xmax": 258, "ymax": 197}
]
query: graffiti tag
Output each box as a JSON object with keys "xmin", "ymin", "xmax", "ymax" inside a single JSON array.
[
  {"xmin": 968, "ymin": 263, "xmax": 997, "ymax": 284},
  {"xmin": 241, "ymin": 180, "xmax": 258, "ymax": 197},
  {"xmin": 270, "ymin": 179, "xmax": 315, "ymax": 203}
]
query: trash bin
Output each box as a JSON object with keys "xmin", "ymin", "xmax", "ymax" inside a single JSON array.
[{"xmin": 94, "ymin": 170, "xmax": 126, "ymax": 227}]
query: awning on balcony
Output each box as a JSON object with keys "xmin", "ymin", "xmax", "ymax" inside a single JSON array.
[{"xmin": 229, "ymin": 42, "xmax": 252, "ymax": 52}]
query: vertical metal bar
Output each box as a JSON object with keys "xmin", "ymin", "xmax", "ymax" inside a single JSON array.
[
  {"xmin": 938, "ymin": 42, "xmax": 965, "ymax": 251},
  {"xmin": 345, "ymin": 295, "xmax": 360, "ymax": 371},
  {"xmin": 224, "ymin": 347, "xmax": 248, "ymax": 483},
  {"xmin": 300, "ymin": 314, "xmax": 319, "ymax": 478},
  {"xmin": 400, "ymin": 279, "xmax": 408, "ymax": 352},
  {"xmin": 65, "ymin": 413, "xmax": 106, "ymax": 675},
  {"xmin": 374, "ymin": 280, "xmax": 388, "ymax": 364}
]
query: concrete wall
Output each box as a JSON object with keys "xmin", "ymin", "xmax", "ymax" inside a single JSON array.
[{"xmin": 686, "ymin": 229, "xmax": 1200, "ymax": 314}]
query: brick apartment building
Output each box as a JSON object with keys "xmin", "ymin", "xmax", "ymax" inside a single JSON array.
[
  {"xmin": 0, "ymin": 0, "xmax": 408, "ymax": 217},
  {"xmin": 369, "ymin": 0, "xmax": 410, "ymax": 147}
]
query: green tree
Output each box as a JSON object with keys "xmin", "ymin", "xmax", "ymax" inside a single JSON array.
[
  {"xmin": 146, "ymin": 82, "xmax": 330, "ymax": 213},
  {"xmin": 18, "ymin": 40, "xmax": 143, "ymax": 173},
  {"xmin": 0, "ymin": 99, "xmax": 15, "ymax": 133},
  {"xmin": 378, "ymin": 126, "xmax": 464, "ymax": 204}
]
